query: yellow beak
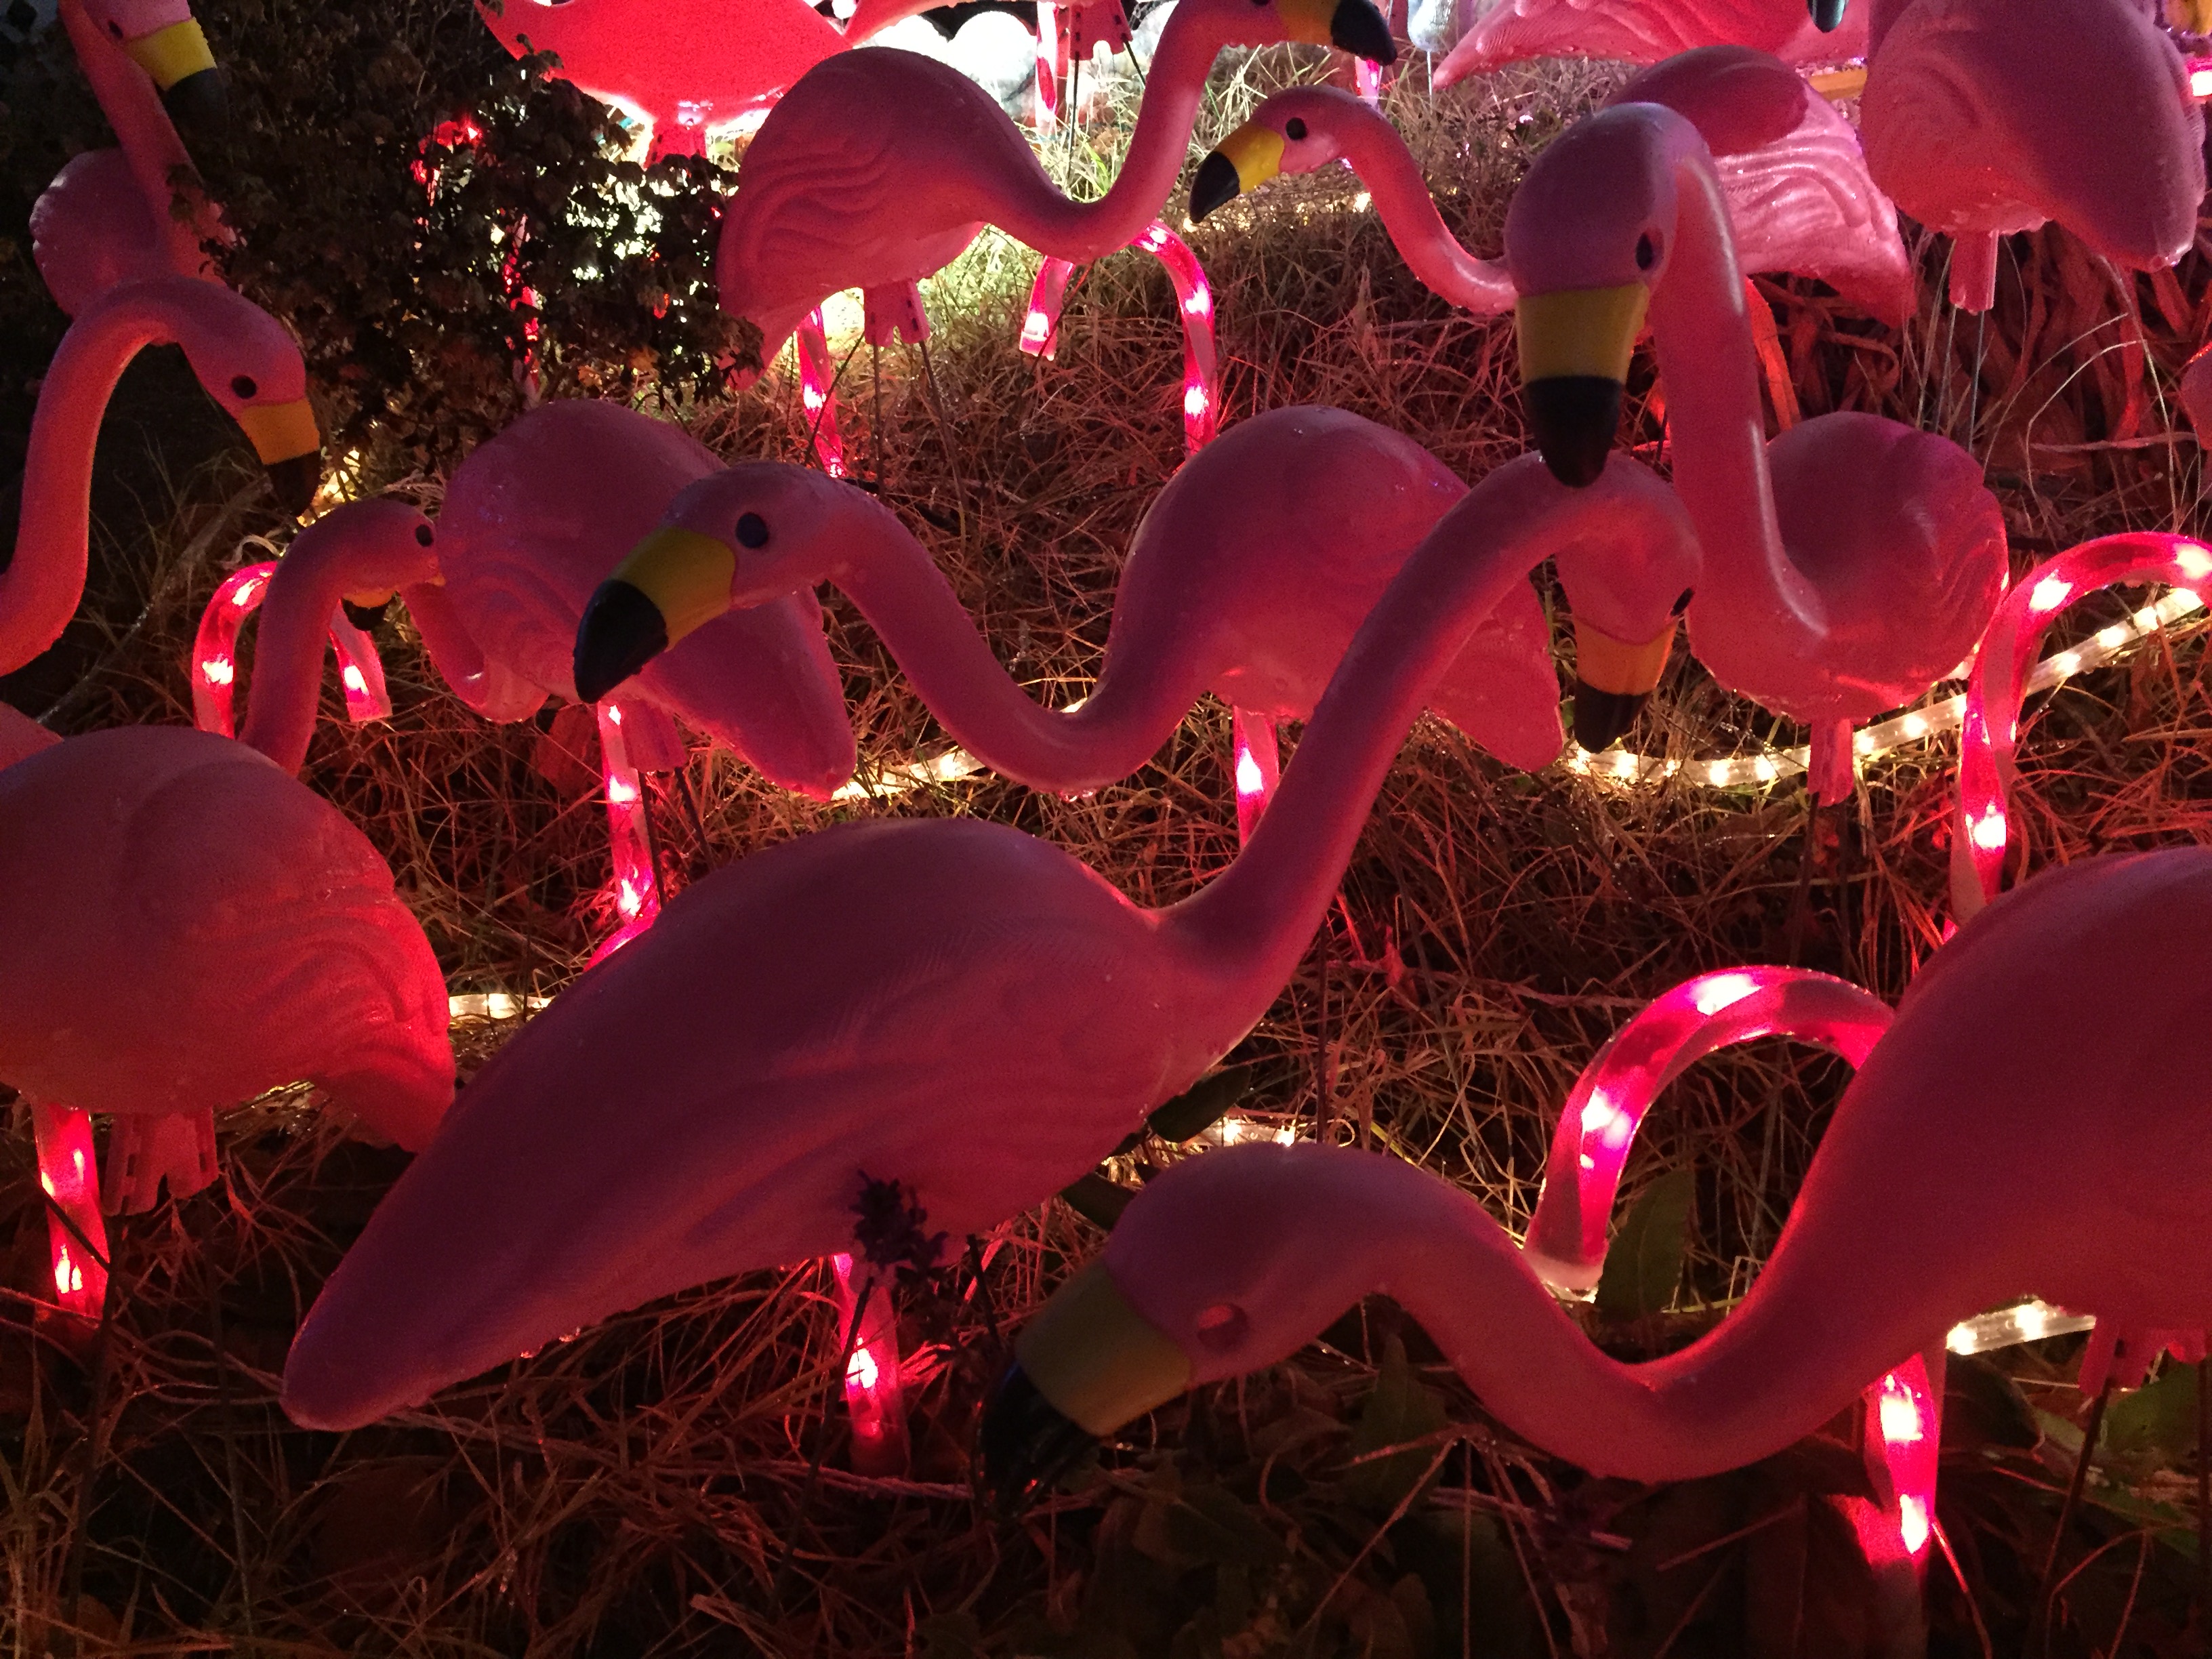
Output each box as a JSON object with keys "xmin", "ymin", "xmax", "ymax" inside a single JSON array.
[
  {"xmin": 1574, "ymin": 617, "xmax": 1678, "ymax": 697},
  {"xmin": 1015, "ymin": 1260, "xmax": 1193, "ymax": 1436},
  {"xmin": 233, "ymin": 397, "xmax": 321, "ymax": 466},
  {"xmin": 123, "ymin": 18, "xmax": 217, "ymax": 89},
  {"xmin": 1191, "ymin": 124, "xmax": 1286, "ymax": 220},
  {"xmin": 609, "ymin": 526, "xmax": 738, "ymax": 651},
  {"xmin": 1516, "ymin": 283, "xmax": 1650, "ymax": 489}
]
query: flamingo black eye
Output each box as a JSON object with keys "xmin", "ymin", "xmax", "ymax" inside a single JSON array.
[
  {"xmin": 107, "ymin": 20, "xmax": 123, "ymax": 36},
  {"xmin": 230, "ymin": 375, "xmax": 258, "ymax": 399},
  {"xmin": 735, "ymin": 512, "xmax": 769, "ymax": 549},
  {"xmin": 415, "ymin": 524, "xmax": 435, "ymax": 547},
  {"xmin": 1285, "ymin": 117, "xmax": 1307, "ymax": 141},
  {"xmin": 1672, "ymin": 587, "xmax": 1692, "ymax": 616},
  {"xmin": 1635, "ymin": 233, "xmax": 1658, "ymax": 271}
]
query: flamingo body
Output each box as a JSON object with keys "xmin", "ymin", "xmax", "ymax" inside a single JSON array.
[
  {"xmin": 1860, "ymin": 0, "xmax": 2203, "ymax": 287},
  {"xmin": 999, "ymin": 847, "xmax": 2212, "ymax": 1486},
  {"xmin": 1434, "ymin": 0, "xmax": 1865, "ymax": 84},
  {"xmin": 283, "ymin": 451, "xmax": 1699, "ymax": 1431},
  {"xmin": 476, "ymin": 0, "xmax": 847, "ymax": 158},
  {"xmin": 430, "ymin": 401, "xmax": 855, "ymax": 797},
  {"xmin": 0, "ymin": 726, "xmax": 453, "ymax": 1151},
  {"xmin": 30, "ymin": 149, "xmax": 173, "ymax": 316}
]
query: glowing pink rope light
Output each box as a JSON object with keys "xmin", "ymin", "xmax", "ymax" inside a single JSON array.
[
  {"xmin": 585, "ymin": 702, "xmax": 663, "ymax": 966},
  {"xmin": 1020, "ymin": 222, "xmax": 1221, "ymax": 455},
  {"xmin": 831, "ymin": 1252, "xmax": 911, "ymax": 1474},
  {"xmin": 1521, "ymin": 967, "xmax": 1940, "ymax": 1567},
  {"xmin": 30, "ymin": 1101, "xmax": 107, "ymax": 1323},
  {"xmin": 1355, "ymin": 56, "xmax": 1383, "ymax": 104},
  {"xmin": 1952, "ymin": 532, "xmax": 2209, "ymax": 920},
  {"xmin": 1033, "ymin": 1, "xmax": 1063, "ymax": 131},
  {"xmin": 2189, "ymin": 55, "xmax": 2212, "ymax": 101},
  {"xmin": 191, "ymin": 562, "xmax": 393, "ymax": 738},
  {"xmin": 1231, "ymin": 706, "xmax": 1280, "ymax": 846},
  {"xmin": 795, "ymin": 308, "xmax": 846, "ymax": 478}
]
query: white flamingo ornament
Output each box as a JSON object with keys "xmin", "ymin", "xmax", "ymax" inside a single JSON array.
[
  {"xmin": 983, "ymin": 848, "xmax": 2212, "ymax": 1517},
  {"xmin": 279, "ymin": 451, "xmax": 1700, "ymax": 1431}
]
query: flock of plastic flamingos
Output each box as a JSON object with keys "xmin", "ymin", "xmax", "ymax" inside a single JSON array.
[{"xmin": 6, "ymin": 0, "xmax": 2212, "ymax": 1641}]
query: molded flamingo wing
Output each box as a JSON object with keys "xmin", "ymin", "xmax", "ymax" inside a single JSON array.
[
  {"xmin": 642, "ymin": 604, "xmax": 857, "ymax": 798},
  {"xmin": 30, "ymin": 150, "xmax": 171, "ymax": 316},
  {"xmin": 0, "ymin": 729, "xmax": 451, "ymax": 1143},
  {"xmin": 400, "ymin": 580, "xmax": 550, "ymax": 724},
  {"xmin": 282, "ymin": 818, "xmax": 1216, "ymax": 1429},
  {"xmin": 1435, "ymin": 0, "xmax": 1865, "ymax": 85},
  {"xmin": 477, "ymin": 0, "xmax": 846, "ymax": 155},
  {"xmin": 1860, "ymin": 0, "xmax": 2203, "ymax": 268},
  {"xmin": 1419, "ymin": 586, "xmax": 1565, "ymax": 774}
]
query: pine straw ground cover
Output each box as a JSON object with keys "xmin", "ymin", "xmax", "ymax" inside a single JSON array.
[{"xmin": 3, "ymin": 45, "xmax": 2212, "ymax": 1659}]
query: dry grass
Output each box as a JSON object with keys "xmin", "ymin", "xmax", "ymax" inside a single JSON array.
[{"xmin": 5, "ymin": 47, "xmax": 2212, "ymax": 1658}]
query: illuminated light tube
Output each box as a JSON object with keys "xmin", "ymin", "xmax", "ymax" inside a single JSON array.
[
  {"xmin": 1018, "ymin": 222, "xmax": 1221, "ymax": 456},
  {"xmin": 447, "ymin": 991, "xmax": 550, "ymax": 1021},
  {"xmin": 192, "ymin": 564, "xmax": 394, "ymax": 738},
  {"xmin": 831, "ymin": 1252, "xmax": 910, "ymax": 1475},
  {"xmin": 794, "ymin": 309, "xmax": 846, "ymax": 480},
  {"xmin": 1952, "ymin": 536, "xmax": 2209, "ymax": 920},
  {"xmin": 1231, "ymin": 708, "xmax": 1281, "ymax": 845},
  {"xmin": 585, "ymin": 703, "xmax": 662, "ymax": 966},
  {"xmin": 29, "ymin": 1101, "xmax": 108, "ymax": 1322}
]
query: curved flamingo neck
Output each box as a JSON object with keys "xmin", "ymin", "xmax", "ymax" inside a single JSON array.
[
  {"xmin": 58, "ymin": 0, "xmax": 217, "ymax": 275},
  {"xmin": 3, "ymin": 284, "xmax": 182, "ymax": 675},
  {"xmin": 1336, "ymin": 107, "xmax": 1514, "ymax": 314},
  {"xmin": 783, "ymin": 490, "xmax": 1214, "ymax": 788},
  {"xmin": 989, "ymin": 11, "xmax": 1227, "ymax": 262},
  {"xmin": 239, "ymin": 508, "xmax": 441, "ymax": 775},
  {"xmin": 1164, "ymin": 458, "xmax": 1638, "ymax": 989},
  {"xmin": 1181, "ymin": 1146, "xmax": 1965, "ymax": 1483},
  {"xmin": 1647, "ymin": 142, "xmax": 1824, "ymax": 639}
]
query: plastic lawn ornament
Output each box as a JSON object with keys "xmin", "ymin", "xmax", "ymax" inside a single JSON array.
[
  {"xmin": 1859, "ymin": 0, "xmax": 2203, "ymax": 312},
  {"xmin": 475, "ymin": 0, "xmax": 848, "ymax": 159},
  {"xmin": 574, "ymin": 407, "xmax": 1622, "ymax": 797},
  {"xmin": 77, "ymin": 0, "xmax": 224, "ymax": 125},
  {"xmin": 713, "ymin": 0, "xmax": 1394, "ymax": 384},
  {"xmin": 1020, "ymin": 222, "xmax": 1221, "ymax": 457},
  {"xmin": 1952, "ymin": 533, "xmax": 2212, "ymax": 921},
  {"xmin": 982, "ymin": 848, "xmax": 2212, "ymax": 1525},
  {"xmin": 1195, "ymin": 51, "xmax": 1912, "ymax": 329},
  {"xmin": 278, "ymin": 449, "xmax": 1702, "ymax": 1431},
  {"xmin": 238, "ymin": 409, "xmax": 856, "ymax": 962},
  {"xmin": 1431, "ymin": 0, "xmax": 1864, "ymax": 84},
  {"xmin": 191, "ymin": 563, "xmax": 391, "ymax": 739},
  {"xmin": 3, "ymin": 279, "xmax": 323, "ymax": 684},
  {"xmin": 1505, "ymin": 103, "xmax": 2007, "ymax": 798}
]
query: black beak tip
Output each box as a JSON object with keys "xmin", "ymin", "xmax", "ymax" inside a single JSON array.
[
  {"xmin": 1189, "ymin": 152, "xmax": 1242, "ymax": 222},
  {"xmin": 341, "ymin": 597, "xmax": 392, "ymax": 633},
  {"xmin": 1329, "ymin": 0, "xmax": 1399, "ymax": 62},
  {"xmin": 161, "ymin": 66, "xmax": 229, "ymax": 131},
  {"xmin": 265, "ymin": 452, "xmax": 321, "ymax": 518},
  {"xmin": 1524, "ymin": 377, "xmax": 1622, "ymax": 490},
  {"xmin": 1571, "ymin": 682, "xmax": 1650, "ymax": 754},
  {"xmin": 978, "ymin": 1361, "xmax": 1097, "ymax": 1509},
  {"xmin": 1808, "ymin": 0, "xmax": 1847, "ymax": 30},
  {"xmin": 573, "ymin": 579, "xmax": 669, "ymax": 705}
]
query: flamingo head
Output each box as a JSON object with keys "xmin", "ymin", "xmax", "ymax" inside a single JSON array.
[
  {"xmin": 1548, "ymin": 454, "xmax": 1701, "ymax": 753},
  {"xmin": 1176, "ymin": 0, "xmax": 1397, "ymax": 62},
  {"xmin": 1504, "ymin": 104, "xmax": 1702, "ymax": 489},
  {"xmin": 162, "ymin": 281, "xmax": 324, "ymax": 518},
  {"xmin": 291, "ymin": 497, "xmax": 443, "ymax": 621},
  {"xmin": 1190, "ymin": 87, "xmax": 1368, "ymax": 221},
  {"xmin": 575, "ymin": 463, "xmax": 868, "ymax": 705},
  {"xmin": 85, "ymin": 0, "xmax": 227, "ymax": 129},
  {"xmin": 982, "ymin": 1143, "xmax": 1383, "ymax": 1505}
]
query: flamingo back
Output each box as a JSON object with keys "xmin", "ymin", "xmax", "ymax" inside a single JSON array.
[
  {"xmin": 30, "ymin": 150, "xmax": 172, "ymax": 316},
  {"xmin": 0, "ymin": 727, "xmax": 452, "ymax": 1143},
  {"xmin": 1437, "ymin": 0, "xmax": 1866, "ymax": 85}
]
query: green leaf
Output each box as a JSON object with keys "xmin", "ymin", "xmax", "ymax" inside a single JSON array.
[
  {"xmin": 1162, "ymin": 1481, "xmax": 1287, "ymax": 1569},
  {"xmin": 1344, "ymin": 1336, "xmax": 1451, "ymax": 1512},
  {"xmin": 1594, "ymin": 1168, "xmax": 1695, "ymax": 1323},
  {"xmin": 2102, "ymin": 1359, "xmax": 2201, "ymax": 1467}
]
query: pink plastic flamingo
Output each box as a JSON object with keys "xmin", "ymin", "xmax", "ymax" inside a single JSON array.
[
  {"xmin": 714, "ymin": 0, "xmax": 1394, "ymax": 375},
  {"xmin": 73, "ymin": 0, "xmax": 226, "ymax": 126},
  {"xmin": 476, "ymin": 0, "xmax": 848, "ymax": 159},
  {"xmin": 1191, "ymin": 52, "xmax": 1914, "ymax": 329},
  {"xmin": 1431, "ymin": 0, "xmax": 1864, "ymax": 84},
  {"xmin": 32, "ymin": 0, "xmax": 227, "ymax": 331},
  {"xmin": 1505, "ymin": 102, "xmax": 2007, "ymax": 796},
  {"xmin": 1522, "ymin": 966, "xmax": 1945, "ymax": 1586},
  {"xmin": 573, "ymin": 406, "xmax": 1631, "ymax": 794},
  {"xmin": 1858, "ymin": 0, "xmax": 2204, "ymax": 312},
  {"xmin": 1952, "ymin": 532, "xmax": 2212, "ymax": 921},
  {"xmin": 4, "ymin": 277, "xmax": 323, "ymax": 682},
  {"xmin": 983, "ymin": 846, "xmax": 2212, "ymax": 1514},
  {"xmin": 276, "ymin": 450, "xmax": 1700, "ymax": 1431},
  {"xmin": 2, "ymin": 516, "xmax": 456, "ymax": 1322}
]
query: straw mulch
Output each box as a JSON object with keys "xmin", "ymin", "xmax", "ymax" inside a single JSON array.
[{"xmin": 4, "ymin": 46, "xmax": 2211, "ymax": 1659}]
